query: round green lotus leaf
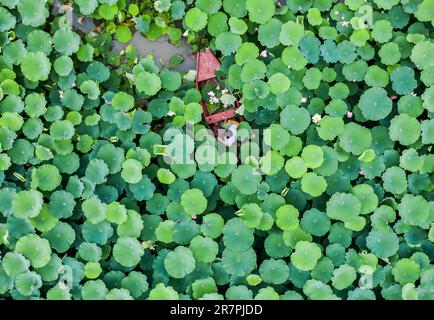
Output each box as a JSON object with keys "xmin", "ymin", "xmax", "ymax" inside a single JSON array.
[
  {"xmin": 326, "ymin": 192, "xmax": 362, "ymax": 222},
  {"xmin": 31, "ymin": 164, "xmax": 62, "ymax": 192},
  {"xmin": 239, "ymin": 203, "xmax": 263, "ymax": 228},
  {"xmin": 371, "ymin": 20, "xmax": 393, "ymax": 43},
  {"xmin": 392, "ymin": 258, "xmax": 421, "ymax": 286},
  {"xmin": 410, "ymin": 41, "xmax": 434, "ymax": 70},
  {"xmin": 422, "ymin": 86, "xmax": 434, "ymax": 112},
  {"xmin": 164, "ymin": 246, "xmax": 196, "ymax": 279},
  {"xmin": 303, "ymin": 68, "xmax": 322, "ymax": 90},
  {"xmin": 225, "ymin": 285, "xmax": 253, "ymax": 300},
  {"xmin": 399, "ymin": 148, "xmax": 424, "ymax": 173},
  {"xmin": 44, "ymin": 282, "xmax": 71, "ymax": 300},
  {"xmin": 228, "ymin": 16, "xmax": 247, "ymax": 35},
  {"xmin": 331, "ymin": 264, "xmax": 357, "ymax": 290},
  {"xmin": 1, "ymin": 252, "xmax": 30, "ymax": 278},
  {"xmin": 113, "ymin": 237, "xmax": 144, "ymax": 268},
  {"xmin": 129, "ymin": 175, "xmax": 155, "ymax": 201},
  {"xmin": 48, "ymin": 190, "xmax": 76, "ymax": 219},
  {"xmin": 135, "ymin": 71, "xmax": 161, "ymax": 96},
  {"xmin": 398, "ymin": 194, "xmax": 430, "ymax": 227},
  {"xmin": 339, "ymin": 123, "xmax": 372, "ymax": 155},
  {"xmin": 260, "ymin": 150, "xmax": 284, "ymax": 176},
  {"xmin": 284, "ymin": 157, "xmax": 307, "ymax": 179},
  {"xmin": 222, "ymin": 247, "xmax": 256, "ymax": 277},
  {"xmin": 268, "ymin": 73, "xmax": 291, "ymax": 95},
  {"xmin": 20, "ymin": 51, "xmax": 51, "ymax": 82},
  {"xmin": 50, "ymin": 59, "xmax": 71, "ymax": 81},
  {"xmin": 172, "ymin": 220, "xmax": 200, "ymax": 245},
  {"xmin": 154, "ymin": 219, "xmax": 174, "ymax": 243},
  {"xmin": 275, "ymin": 204, "xmax": 299, "ymax": 231},
  {"xmin": 79, "ymin": 80, "xmax": 100, "ymax": 100},
  {"xmin": 350, "ymin": 184, "xmax": 378, "ymax": 215},
  {"xmin": 184, "ymin": 7, "xmax": 207, "ymax": 32},
  {"xmin": 301, "ymin": 173, "xmax": 327, "ymax": 197},
  {"xmin": 390, "ymin": 66, "xmax": 417, "ymax": 95},
  {"xmin": 315, "ymin": 116, "xmax": 344, "ymax": 141},
  {"xmin": 389, "ymin": 113, "xmax": 421, "ymax": 146},
  {"xmin": 264, "ymin": 232, "xmax": 292, "ymax": 259},
  {"xmin": 53, "ymin": 29, "xmax": 81, "ymax": 56},
  {"xmin": 82, "ymin": 196, "xmax": 106, "ymax": 224},
  {"xmin": 78, "ymin": 242, "xmax": 102, "ymax": 263},
  {"xmin": 50, "ymin": 120, "xmax": 75, "ymax": 141},
  {"xmin": 282, "ymin": 46, "xmax": 307, "ymax": 71},
  {"xmin": 222, "ymin": 0, "xmax": 246, "ymax": 18},
  {"xmin": 358, "ymin": 87, "xmax": 392, "ymax": 121},
  {"xmin": 60, "ymin": 89, "xmax": 84, "ymax": 112},
  {"xmin": 160, "ymin": 70, "xmax": 182, "ymax": 91},
  {"xmin": 11, "ymin": 189, "xmax": 43, "ymax": 219},
  {"xmin": 396, "ymin": 95, "xmax": 423, "ymax": 119},
  {"xmin": 366, "ymin": 230, "xmax": 399, "ymax": 259},
  {"xmin": 29, "ymin": 204, "xmax": 58, "ymax": 233},
  {"xmin": 75, "ymin": 0, "xmax": 98, "ymax": 15},
  {"xmin": 254, "ymin": 287, "xmax": 280, "ymax": 300},
  {"xmin": 105, "ymin": 202, "xmax": 127, "ymax": 225},
  {"xmin": 301, "ymin": 145, "xmax": 324, "ymax": 169},
  {"xmin": 15, "ymin": 271, "xmax": 42, "ymax": 296},
  {"xmin": 116, "ymin": 25, "xmax": 132, "ymax": 43},
  {"xmin": 223, "ymin": 217, "xmax": 254, "ymax": 251},
  {"xmin": 0, "ymin": 7, "xmax": 16, "ymax": 32},
  {"xmin": 200, "ymin": 213, "xmax": 224, "ymax": 239},
  {"xmin": 116, "ymin": 209, "xmax": 143, "ymax": 238},
  {"xmin": 382, "ymin": 166, "xmax": 407, "ymax": 194},
  {"xmin": 259, "ymin": 259, "xmax": 289, "ymax": 285},
  {"xmin": 300, "ymin": 209, "xmax": 331, "ymax": 237},
  {"xmin": 231, "ymin": 164, "xmax": 261, "ymax": 195},
  {"xmin": 242, "ymin": 80, "xmax": 270, "ymax": 100},
  {"xmin": 156, "ymin": 168, "xmax": 175, "ymax": 185},
  {"xmin": 121, "ymin": 159, "xmax": 143, "ymax": 184},
  {"xmin": 378, "ymin": 42, "xmax": 401, "ymax": 65},
  {"xmin": 189, "ymin": 236, "xmax": 218, "ymax": 263},
  {"xmin": 421, "ymin": 119, "xmax": 434, "ymax": 145},
  {"xmin": 291, "ymin": 241, "xmax": 322, "ymax": 272},
  {"xmin": 363, "ymin": 65, "xmax": 389, "ymax": 88},
  {"xmin": 105, "ymin": 288, "xmax": 133, "ymax": 300},
  {"xmin": 215, "ymin": 32, "xmax": 242, "ymax": 56},
  {"xmin": 206, "ymin": 12, "xmax": 228, "ymax": 37},
  {"xmin": 245, "ymin": 0, "xmax": 274, "ymax": 24},
  {"xmin": 86, "ymin": 61, "xmax": 110, "ymax": 82},
  {"xmin": 235, "ymin": 42, "xmax": 259, "ymax": 65},
  {"xmin": 93, "ymin": 146, "xmax": 122, "ymax": 176},
  {"xmin": 148, "ymin": 283, "xmax": 179, "ymax": 300},
  {"xmin": 258, "ymin": 18, "xmax": 282, "ymax": 48},
  {"xmin": 0, "ymin": 112, "xmax": 23, "ymax": 132},
  {"xmin": 119, "ymin": 271, "xmax": 148, "ymax": 299},
  {"xmin": 280, "ymin": 21, "xmax": 304, "ymax": 47},
  {"xmin": 183, "ymin": 102, "xmax": 203, "ymax": 123},
  {"xmin": 280, "ymin": 105, "xmax": 310, "ymax": 135},
  {"xmin": 98, "ymin": 2, "xmax": 118, "ymax": 19},
  {"xmin": 111, "ymin": 92, "xmax": 135, "ymax": 112},
  {"xmin": 26, "ymin": 30, "xmax": 52, "ymax": 56},
  {"xmin": 180, "ymin": 188, "xmax": 207, "ymax": 216},
  {"xmin": 42, "ymin": 222, "xmax": 75, "ymax": 253},
  {"xmin": 17, "ymin": 0, "xmax": 48, "ymax": 27},
  {"xmin": 81, "ymin": 220, "xmax": 113, "ymax": 246},
  {"xmin": 15, "ymin": 234, "xmax": 51, "ymax": 268}
]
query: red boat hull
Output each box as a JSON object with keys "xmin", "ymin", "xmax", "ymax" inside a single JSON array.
[{"xmin": 195, "ymin": 48, "xmax": 242, "ymax": 130}]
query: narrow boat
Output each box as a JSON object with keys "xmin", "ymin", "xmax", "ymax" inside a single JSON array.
[{"xmin": 195, "ymin": 48, "xmax": 242, "ymax": 142}]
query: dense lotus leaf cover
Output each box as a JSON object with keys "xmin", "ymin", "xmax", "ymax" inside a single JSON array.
[{"xmin": 0, "ymin": 0, "xmax": 432, "ymax": 301}]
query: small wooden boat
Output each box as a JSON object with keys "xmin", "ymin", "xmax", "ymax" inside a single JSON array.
[{"xmin": 196, "ymin": 48, "xmax": 242, "ymax": 140}]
